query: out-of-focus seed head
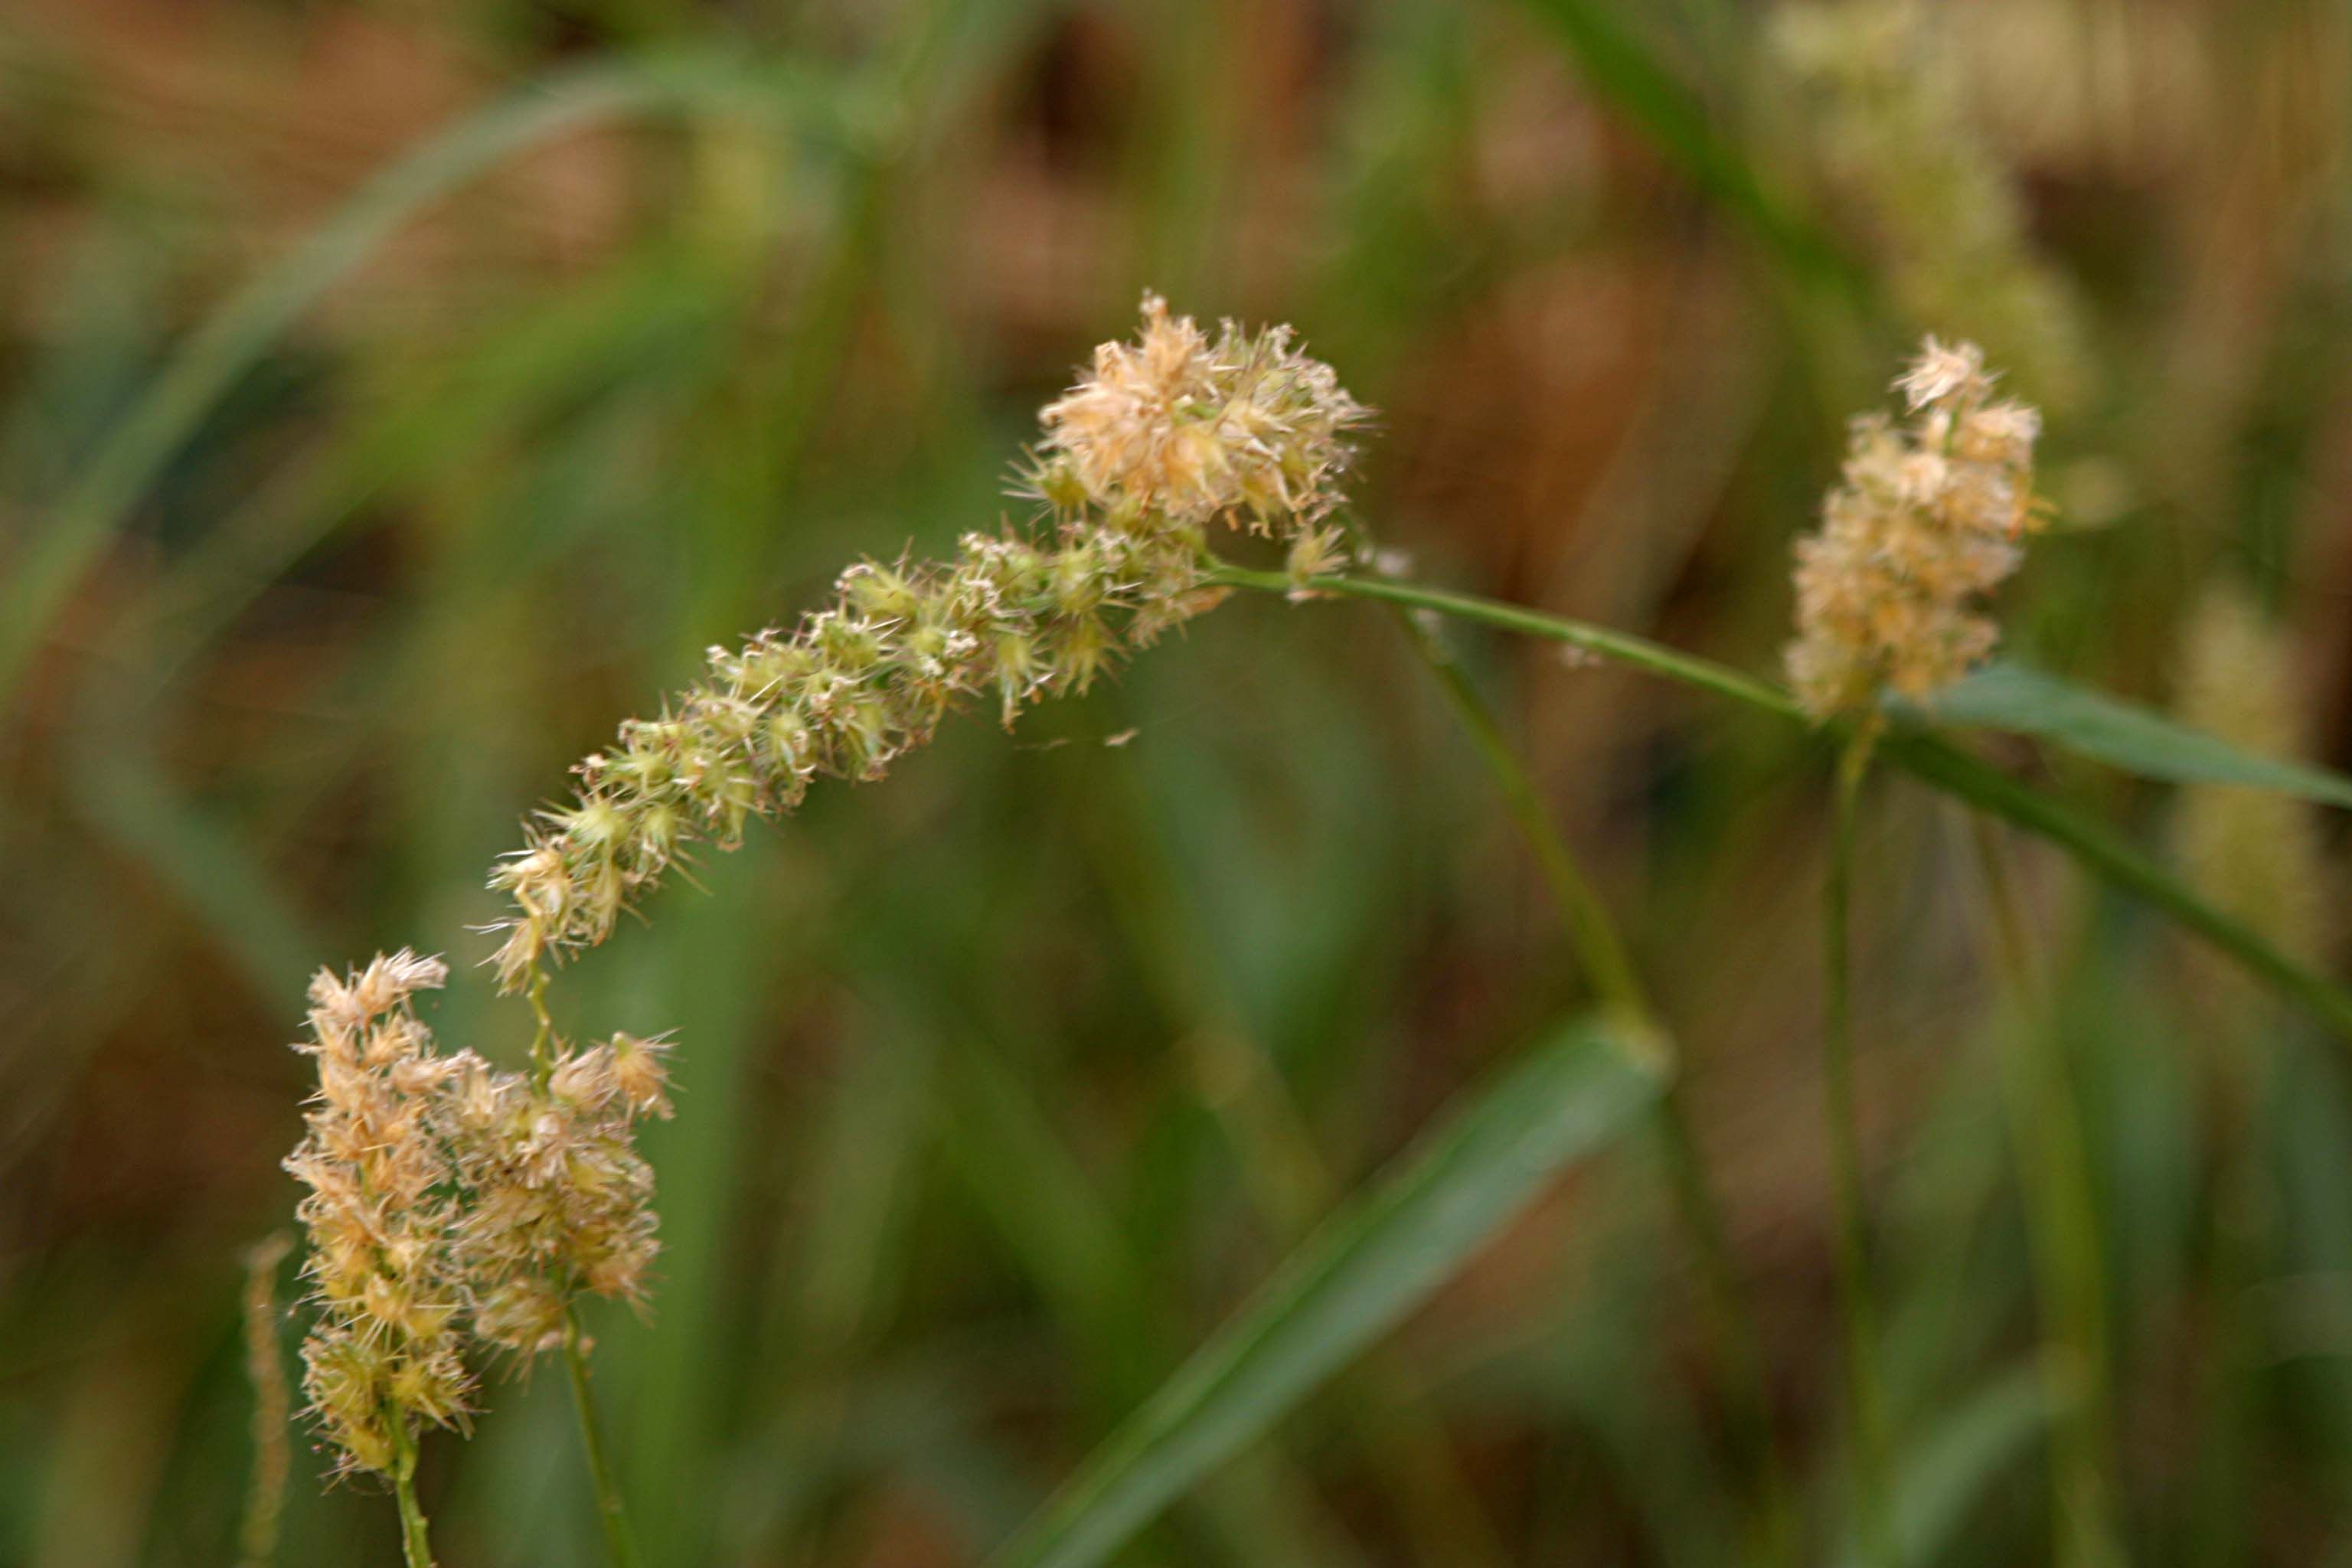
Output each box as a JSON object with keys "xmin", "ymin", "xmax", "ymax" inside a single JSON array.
[
  {"xmin": 1775, "ymin": 0, "xmax": 2090, "ymax": 408},
  {"xmin": 2170, "ymin": 583, "xmax": 2331, "ymax": 1017},
  {"xmin": 1786, "ymin": 337, "xmax": 2044, "ymax": 720}
]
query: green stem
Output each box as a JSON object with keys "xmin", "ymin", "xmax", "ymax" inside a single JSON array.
[
  {"xmin": 527, "ymin": 968, "xmax": 557, "ymax": 1087},
  {"xmin": 2188, "ymin": 1050, "xmax": 2268, "ymax": 1568},
  {"xmin": 388, "ymin": 1415, "xmax": 436, "ymax": 1568},
  {"xmin": 1966, "ymin": 815, "xmax": 2123, "ymax": 1568},
  {"xmin": 1384, "ymin": 603, "xmax": 1795, "ymax": 1568},
  {"xmin": 1217, "ymin": 564, "xmax": 1801, "ymax": 719},
  {"xmin": 1389, "ymin": 609, "xmax": 1648, "ymax": 1021},
  {"xmin": 1824, "ymin": 737, "xmax": 1896, "ymax": 1568},
  {"xmin": 564, "ymin": 1308, "xmax": 645, "ymax": 1568},
  {"xmin": 1206, "ymin": 563, "xmax": 2352, "ymax": 1045}
]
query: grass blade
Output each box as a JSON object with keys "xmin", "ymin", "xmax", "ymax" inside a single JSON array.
[
  {"xmin": 1880, "ymin": 733, "xmax": 2352, "ymax": 1040},
  {"xmin": 1220, "ymin": 565, "xmax": 2352, "ymax": 1046},
  {"xmin": 1838, "ymin": 1365, "xmax": 2050, "ymax": 1568},
  {"xmin": 1914, "ymin": 662, "xmax": 2352, "ymax": 807},
  {"xmin": 982, "ymin": 1014, "xmax": 1665, "ymax": 1568},
  {"xmin": 1509, "ymin": 0, "xmax": 1864, "ymax": 298},
  {"xmin": 73, "ymin": 737, "xmax": 318, "ymax": 1001},
  {"xmin": 0, "ymin": 47, "xmax": 851, "ymax": 705}
]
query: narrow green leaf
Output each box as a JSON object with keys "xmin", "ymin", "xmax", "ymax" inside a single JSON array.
[
  {"xmin": 73, "ymin": 740, "xmax": 318, "ymax": 1001},
  {"xmin": 1915, "ymin": 662, "xmax": 2352, "ymax": 808},
  {"xmin": 1510, "ymin": 0, "xmax": 1866, "ymax": 299},
  {"xmin": 1223, "ymin": 568, "xmax": 2352, "ymax": 1047},
  {"xmin": 0, "ymin": 47, "xmax": 859, "ymax": 705},
  {"xmin": 984, "ymin": 1016, "xmax": 1664, "ymax": 1568},
  {"xmin": 1881, "ymin": 733, "xmax": 2352, "ymax": 1041},
  {"xmin": 1838, "ymin": 1365, "xmax": 2050, "ymax": 1568}
]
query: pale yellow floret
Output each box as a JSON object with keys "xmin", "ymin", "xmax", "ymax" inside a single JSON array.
[{"xmin": 1785, "ymin": 336, "xmax": 2044, "ymax": 720}]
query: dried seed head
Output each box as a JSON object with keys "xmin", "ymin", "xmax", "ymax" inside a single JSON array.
[
  {"xmin": 483, "ymin": 297, "xmax": 1367, "ymax": 992},
  {"xmin": 1039, "ymin": 293, "xmax": 1368, "ymax": 531},
  {"xmin": 286, "ymin": 956, "xmax": 675, "ymax": 1474},
  {"xmin": 1775, "ymin": 0, "xmax": 2089, "ymax": 408},
  {"xmin": 445, "ymin": 1035, "xmax": 668, "ymax": 1351},
  {"xmin": 1786, "ymin": 337, "xmax": 2044, "ymax": 720},
  {"xmin": 285, "ymin": 953, "xmax": 473, "ymax": 1478}
]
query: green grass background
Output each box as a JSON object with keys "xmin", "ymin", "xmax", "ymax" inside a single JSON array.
[{"xmin": 5, "ymin": 0, "xmax": 2352, "ymax": 1562}]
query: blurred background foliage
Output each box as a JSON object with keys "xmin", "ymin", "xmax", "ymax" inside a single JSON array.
[{"xmin": 5, "ymin": 0, "xmax": 2352, "ymax": 1563}]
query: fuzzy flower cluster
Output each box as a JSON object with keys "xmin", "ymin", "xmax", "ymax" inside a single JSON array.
[
  {"xmin": 485, "ymin": 294, "xmax": 1367, "ymax": 991},
  {"xmin": 446, "ymin": 1031, "xmax": 671, "ymax": 1352},
  {"xmin": 1786, "ymin": 338, "xmax": 2044, "ymax": 720},
  {"xmin": 285, "ymin": 952, "xmax": 671, "ymax": 1478},
  {"xmin": 1031, "ymin": 293, "xmax": 1367, "ymax": 537},
  {"xmin": 1775, "ymin": 0, "xmax": 2089, "ymax": 408},
  {"xmin": 284, "ymin": 952, "xmax": 472, "ymax": 1478}
]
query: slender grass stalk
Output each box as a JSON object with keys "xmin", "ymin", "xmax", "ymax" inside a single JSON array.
[
  {"xmin": 1388, "ymin": 610, "xmax": 1646, "ymax": 1018},
  {"xmin": 525, "ymin": 972, "xmax": 646, "ymax": 1568},
  {"xmin": 1384, "ymin": 603, "xmax": 1796, "ymax": 1566},
  {"xmin": 564, "ymin": 1307, "xmax": 645, "ymax": 1568},
  {"xmin": 236, "ymin": 1233, "xmax": 293, "ymax": 1568},
  {"xmin": 1823, "ymin": 737, "xmax": 1896, "ymax": 1568},
  {"xmin": 1211, "ymin": 565, "xmax": 1802, "ymax": 717},
  {"xmin": 1204, "ymin": 563, "xmax": 2352, "ymax": 1045},
  {"xmin": 2188, "ymin": 1053, "xmax": 2269, "ymax": 1568},
  {"xmin": 526, "ymin": 969, "xmax": 557, "ymax": 1084},
  {"xmin": 388, "ymin": 1416, "xmax": 436, "ymax": 1568},
  {"xmin": 1966, "ymin": 815, "xmax": 2124, "ymax": 1568}
]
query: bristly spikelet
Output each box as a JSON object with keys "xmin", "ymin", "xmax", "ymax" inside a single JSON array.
[
  {"xmin": 1774, "ymin": 0, "xmax": 2089, "ymax": 408},
  {"xmin": 1031, "ymin": 293, "xmax": 1369, "ymax": 532},
  {"xmin": 2170, "ymin": 583, "xmax": 2330, "ymax": 999},
  {"xmin": 285, "ymin": 953, "xmax": 674, "ymax": 1472},
  {"xmin": 285, "ymin": 952, "xmax": 473, "ymax": 1478},
  {"xmin": 1786, "ymin": 337, "xmax": 2045, "ymax": 720},
  {"xmin": 485, "ymin": 294, "xmax": 1368, "ymax": 993},
  {"xmin": 445, "ymin": 1036, "xmax": 671, "ymax": 1352}
]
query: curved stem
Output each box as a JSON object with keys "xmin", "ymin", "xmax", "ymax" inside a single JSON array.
[
  {"xmin": 1824, "ymin": 738, "xmax": 1896, "ymax": 1568},
  {"xmin": 563, "ymin": 1307, "xmax": 645, "ymax": 1568},
  {"xmin": 1207, "ymin": 563, "xmax": 2352, "ymax": 1045},
  {"xmin": 1383, "ymin": 603, "xmax": 1796, "ymax": 1567},
  {"xmin": 1214, "ymin": 564, "xmax": 1801, "ymax": 719},
  {"xmin": 388, "ymin": 1416, "xmax": 436, "ymax": 1568},
  {"xmin": 1389, "ymin": 609, "xmax": 1648, "ymax": 1021}
]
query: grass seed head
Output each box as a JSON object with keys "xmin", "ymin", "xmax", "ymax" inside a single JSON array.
[
  {"xmin": 1786, "ymin": 336, "xmax": 2044, "ymax": 720},
  {"xmin": 482, "ymin": 296, "xmax": 1367, "ymax": 993}
]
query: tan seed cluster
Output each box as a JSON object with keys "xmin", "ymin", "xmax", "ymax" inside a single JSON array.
[
  {"xmin": 285, "ymin": 952, "xmax": 474, "ymax": 1478},
  {"xmin": 1786, "ymin": 337, "xmax": 2044, "ymax": 720},
  {"xmin": 486, "ymin": 294, "xmax": 1367, "ymax": 991},
  {"xmin": 1034, "ymin": 292, "xmax": 1367, "ymax": 532},
  {"xmin": 284, "ymin": 953, "xmax": 671, "ymax": 1476},
  {"xmin": 446, "ymin": 1032, "xmax": 672, "ymax": 1352},
  {"xmin": 291, "ymin": 299, "xmax": 1363, "ymax": 1487}
]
